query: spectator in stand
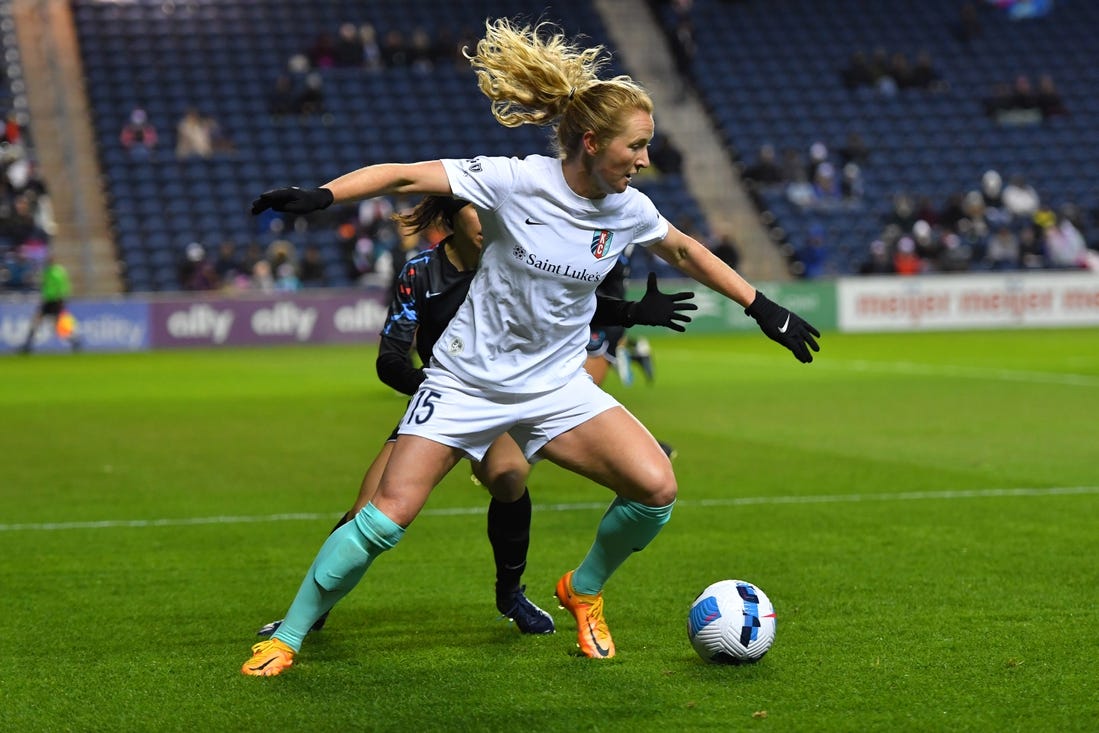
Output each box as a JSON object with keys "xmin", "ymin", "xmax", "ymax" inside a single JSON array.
[
  {"xmin": 913, "ymin": 194, "xmax": 940, "ymax": 228},
  {"xmin": 859, "ymin": 239, "xmax": 895, "ymax": 275},
  {"xmin": 668, "ymin": 14, "xmax": 697, "ymax": 99},
  {"xmin": 885, "ymin": 193, "xmax": 919, "ymax": 232},
  {"xmin": 955, "ymin": 2, "xmax": 982, "ymax": 47},
  {"xmin": 381, "ymin": 29, "xmax": 409, "ymax": 67},
  {"xmin": 938, "ymin": 231, "xmax": 972, "ymax": 272},
  {"xmin": 268, "ymin": 75, "xmax": 298, "ymax": 117},
  {"xmin": 1008, "ymin": 75, "xmax": 1040, "ymax": 113},
  {"xmin": 1002, "ymin": 174, "xmax": 1040, "ymax": 219},
  {"xmin": 806, "ymin": 141, "xmax": 829, "ymax": 181},
  {"xmin": 360, "ymin": 24, "xmax": 384, "ymax": 71},
  {"xmin": 307, "ymin": 32, "xmax": 336, "ymax": 69},
  {"xmin": 1018, "ymin": 222, "xmax": 1046, "ymax": 269},
  {"xmin": 2, "ymin": 109, "xmax": 21, "ymax": 145},
  {"xmin": 213, "ymin": 239, "xmax": 244, "ymax": 284},
  {"xmin": 780, "ymin": 146, "xmax": 805, "ymax": 184},
  {"xmin": 982, "ymin": 82, "xmax": 1014, "ymax": 118},
  {"xmin": 838, "ymin": 131, "xmax": 870, "ymax": 167},
  {"xmin": 710, "ymin": 234, "xmax": 740, "ymax": 269},
  {"xmin": 1035, "ymin": 74, "xmax": 1068, "ymax": 119},
  {"xmin": 297, "ymin": 73, "xmax": 325, "ymax": 116},
  {"xmin": 841, "ymin": 51, "xmax": 875, "ymax": 90},
  {"xmin": 797, "ymin": 225, "xmax": 829, "ymax": 278},
  {"xmin": 909, "ymin": 51, "xmax": 945, "ymax": 91},
  {"xmin": 409, "ymin": 27, "xmax": 435, "ymax": 73},
  {"xmin": 743, "ymin": 144, "xmax": 783, "ymax": 186},
  {"xmin": 912, "ymin": 219, "xmax": 941, "ymax": 262},
  {"xmin": 333, "ymin": 22, "xmax": 364, "ymax": 67},
  {"xmin": 980, "ymin": 170, "xmax": 1010, "ymax": 227},
  {"xmin": 840, "ymin": 163, "xmax": 863, "ymax": 201},
  {"xmin": 648, "ymin": 132, "xmax": 683, "ymax": 175},
  {"xmin": 179, "ymin": 242, "xmax": 219, "ymax": 291},
  {"xmin": 939, "ymin": 192, "xmax": 967, "ymax": 233},
  {"xmin": 119, "ymin": 108, "xmax": 157, "ymax": 158},
  {"xmin": 175, "ymin": 107, "xmax": 213, "ymax": 159},
  {"xmin": 985, "ymin": 224, "xmax": 1020, "ymax": 270},
  {"xmin": 1040, "ymin": 208, "xmax": 1089, "ymax": 269},
  {"xmin": 810, "ymin": 163, "xmax": 842, "ymax": 207},
  {"xmin": 299, "ymin": 244, "xmax": 326, "ymax": 287},
  {"xmin": 893, "ymin": 235, "xmax": 922, "ymax": 275},
  {"xmin": 888, "ymin": 52, "xmax": 916, "ymax": 90}
]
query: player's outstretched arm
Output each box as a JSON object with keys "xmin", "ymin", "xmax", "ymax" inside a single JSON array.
[
  {"xmin": 251, "ymin": 161, "xmax": 452, "ymax": 215},
  {"xmin": 650, "ymin": 225, "xmax": 821, "ymax": 362}
]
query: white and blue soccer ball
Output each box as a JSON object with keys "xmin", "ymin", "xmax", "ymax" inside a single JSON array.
[{"xmin": 687, "ymin": 579, "xmax": 776, "ymax": 664}]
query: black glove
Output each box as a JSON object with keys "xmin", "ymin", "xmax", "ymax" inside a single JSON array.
[
  {"xmin": 745, "ymin": 290, "xmax": 821, "ymax": 363},
  {"xmin": 250, "ymin": 187, "xmax": 334, "ymax": 215},
  {"xmin": 626, "ymin": 272, "xmax": 698, "ymax": 332}
]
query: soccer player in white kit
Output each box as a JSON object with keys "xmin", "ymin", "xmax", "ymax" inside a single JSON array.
[{"xmin": 244, "ymin": 18, "xmax": 819, "ymax": 675}]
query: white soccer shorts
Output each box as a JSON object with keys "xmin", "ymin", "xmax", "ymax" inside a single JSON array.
[{"xmin": 396, "ymin": 365, "xmax": 621, "ymax": 462}]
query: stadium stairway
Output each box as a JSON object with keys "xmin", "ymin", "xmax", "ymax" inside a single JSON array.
[
  {"xmin": 13, "ymin": 0, "xmax": 120, "ymax": 296},
  {"xmin": 594, "ymin": 0, "xmax": 787, "ymax": 281}
]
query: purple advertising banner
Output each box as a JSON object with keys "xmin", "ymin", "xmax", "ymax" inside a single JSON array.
[
  {"xmin": 148, "ymin": 289, "xmax": 391, "ymax": 348},
  {"xmin": 1, "ymin": 300, "xmax": 149, "ymax": 354}
]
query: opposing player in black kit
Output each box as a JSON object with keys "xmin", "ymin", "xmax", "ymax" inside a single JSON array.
[
  {"xmin": 585, "ymin": 249, "xmax": 676, "ymax": 457},
  {"xmin": 254, "ymin": 195, "xmax": 696, "ymax": 642}
]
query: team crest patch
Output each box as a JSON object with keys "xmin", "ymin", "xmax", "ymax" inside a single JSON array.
[
  {"xmin": 590, "ymin": 229, "xmax": 613, "ymax": 259},
  {"xmin": 464, "ymin": 158, "xmax": 483, "ymax": 173}
]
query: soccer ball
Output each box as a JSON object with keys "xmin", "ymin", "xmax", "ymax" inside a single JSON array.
[{"xmin": 687, "ymin": 579, "xmax": 776, "ymax": 664}]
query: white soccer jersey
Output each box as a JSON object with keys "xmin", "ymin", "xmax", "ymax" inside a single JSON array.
[{"xmin": 436, "ymin": 154, "xmax": 669, "ymax": 394}]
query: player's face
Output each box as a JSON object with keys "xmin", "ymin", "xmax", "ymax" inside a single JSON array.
[
  {"xmin": 590, "ymin": 108, "xmax": 653, "ymax": 196},
  {"xmin": 452, "ymin": 204, "xmax": 483, "ymax": 250}
]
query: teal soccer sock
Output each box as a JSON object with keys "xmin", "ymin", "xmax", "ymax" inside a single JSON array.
[
  {"xmin": 571, "ymin": 497, "xmax": 674, "ymax": 596},
  {"xmin": 273, "ymin": 502, "xmax": 404, "ymax": 650}
]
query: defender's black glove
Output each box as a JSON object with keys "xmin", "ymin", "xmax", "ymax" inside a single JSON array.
[
  {"xmin": 627, "ymin": 272, "xmax": 698, "ymax": 332},
  {"xmin": 251, "ymin": 187, "xmax": 334, "ymax": 215},
  {"xmin": 745, "ymin": 290, "xmax": 821, "ymax": 363}
]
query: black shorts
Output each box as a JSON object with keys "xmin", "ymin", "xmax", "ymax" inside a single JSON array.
[
  {"xmin": 586, "ymin": 326, "xmax": 626, "ymax": 360},
  {"xmin": 40, "ymin": 299, "xmax": 65, "ymax": 317}
]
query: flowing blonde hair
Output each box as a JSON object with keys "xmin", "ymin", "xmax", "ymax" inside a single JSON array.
[{"xmin": 465, "ymin": 18, "xmax": 653, "ymax": 159}]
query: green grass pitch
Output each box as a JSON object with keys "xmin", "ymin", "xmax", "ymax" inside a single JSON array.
[{"xmin": 2, "ymin": 329, "xmax": 1097, "ymax": 732}]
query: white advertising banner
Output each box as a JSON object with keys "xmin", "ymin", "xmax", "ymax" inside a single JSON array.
[{"xmin": 838, "ymin": 272, "xmax": 1099, "ymax": 331}]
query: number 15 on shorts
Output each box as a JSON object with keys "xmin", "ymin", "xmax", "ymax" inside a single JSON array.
[{"xmin": 405, "ymin": 390, "xmax": 442, "ymax": 425}]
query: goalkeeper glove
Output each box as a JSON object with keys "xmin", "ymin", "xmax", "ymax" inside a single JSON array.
[
  {"xmin": 627, "ymin": 272, "xmax": 698, "ymax": 332},
  {"xmin": 745, "ymin": 290, "xmax": 821, "ymax": 363},
  {"xmin": 251, "ymin": 187, "xmax": 334, "ymax": 215}
]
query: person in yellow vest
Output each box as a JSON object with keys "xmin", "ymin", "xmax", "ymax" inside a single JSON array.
[{"xmin": 20, "ymin": 255, "xmax": 81, "ymax": 354}]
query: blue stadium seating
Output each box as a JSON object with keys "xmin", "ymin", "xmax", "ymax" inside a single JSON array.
[
  {"xmin": 687, "ymin": 0, "xmax": 1099, "ymax": 275},
  {"xmin": 73, "ymin": 0, "xmax": 706, "ymax": 291}
]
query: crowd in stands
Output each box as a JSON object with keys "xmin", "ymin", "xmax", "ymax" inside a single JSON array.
[
  {"xmin": 119, "ymin": 105, "xmax": 234, "ymax": 160},
  {"xmin": 841, "ymin": 48, "xmax": 947, "ymax": 95},
  {"xmin": 742, "ymin": 136, "xmax": 868, "ymax": 212},
  {"xmin": 0, "ymin": 110, "xmax": 57, "ymax": 293},
  {"xmin": 855, "ymin": 170, "xmax": 1097, "ymax": 276},
  {"xmin": 982, "ymin": 73, "xmax": 1067, "ymax": 125}
]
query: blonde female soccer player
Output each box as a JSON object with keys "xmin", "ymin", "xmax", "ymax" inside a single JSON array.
[{"xmin": 243, "ymin": 17, "xmax": 818, "ymax": 676}]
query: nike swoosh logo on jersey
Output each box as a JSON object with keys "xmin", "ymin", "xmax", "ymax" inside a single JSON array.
[
  {"xmin": 777, "ymin": 314, "xmax": 791, "ymax": 333},
  {"xmin": 525, "ymin": 217, "xmax": 546, "ymax": 225}
]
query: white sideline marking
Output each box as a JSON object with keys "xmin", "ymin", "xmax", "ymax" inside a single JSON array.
[
  {"xmin": 1, "ymin": 486, "xmax": 1096, "ymax": 532},
  {"xmin": 830, "ymin": 359, "xmax": 1099, "ymax": 388}
]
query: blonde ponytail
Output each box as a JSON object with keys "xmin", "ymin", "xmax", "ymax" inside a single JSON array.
[{"xmin": 466, "ymin": 18, "xmax": 653, "ymax": 158}]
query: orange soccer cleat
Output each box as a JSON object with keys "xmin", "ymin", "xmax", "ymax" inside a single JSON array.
[{"xmin": 555, "ymin": 571, "xmax": 615, "ymax": 658}]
